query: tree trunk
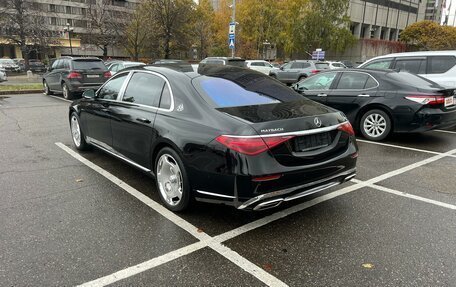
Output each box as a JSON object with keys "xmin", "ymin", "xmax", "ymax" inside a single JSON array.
[
  {"xmin": 164, "ymin": 34, "xmax": 171, "ymax": 59},
  {"xmin": 103, "ymin": 45, "xmax": 108, "ymax": 60},
  {"xmin": 21, "ymin": 45, "xmax": 29, "ymax": 71}
]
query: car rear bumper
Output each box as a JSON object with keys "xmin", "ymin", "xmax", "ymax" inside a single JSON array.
[
  {"xmin": 68, "ymin": 82, "xmax": 104, "ymax": 93},
  {"xmin": 398, "ymin": 107, "xmax": 456, "ymax": 132},
  {"xmin": 192, "ymin": 139, "xmax": 358, "ymax": 210}
]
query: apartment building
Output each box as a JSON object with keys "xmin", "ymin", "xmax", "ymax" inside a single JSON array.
[
  {"xmin": 0, "ymin": 0, "xmax": 140, "ymax": 60},
  {"xmin": 425, "ymin": 0, "xmax": 445, "ymax": 22}
]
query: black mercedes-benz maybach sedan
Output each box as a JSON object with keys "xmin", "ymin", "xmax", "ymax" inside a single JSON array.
[{"xmin": 68, "ymin": 65, "xmax": 358, "ymax": 211}]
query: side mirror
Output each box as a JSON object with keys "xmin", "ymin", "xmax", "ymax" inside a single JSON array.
[
  {"xmin": 280, "ymin": 66, "xmax": 284, "ymax": 71},
  {"xmin": 47, "ymin": 67, "xmax": 52, "ymax": 72},
  {"xmin": 291, "ymin": 83, "xmax": 298, "ymax": 91},
  {"xmin": 83, "ymin": 89, "xmax": 96, "ymax": 99}
]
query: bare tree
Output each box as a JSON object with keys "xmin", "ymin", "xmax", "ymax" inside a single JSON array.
[
  {"xmin": 110, "ymin": 3, "xmax": 150, "ymax": 61},
  {"xmin": 0, "ymin": 0, "xmax": 56, "ymax": 69},
  {"xmin": 144, "ymin": 0, "xmax": 196, "ymax": 59},
  {"xmin": 85, "ymin": 0, "xmax": 119, "ymax": 59}
]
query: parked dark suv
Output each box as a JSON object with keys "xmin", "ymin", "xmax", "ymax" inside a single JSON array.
[{"xmin": 43, "ymin": 57, "xmax": 111, "ymax": 100}]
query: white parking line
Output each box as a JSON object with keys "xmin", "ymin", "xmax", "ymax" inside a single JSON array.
[
  {"xmin": 434, "ymin": 130, "xmax": 456, "ymax": 135},
  {"xmin": 56, "ymin": 143, "xmax": 286, "ymax": 287},
  {"xmin": 356, "ymin": 139, "xmax": 456, "ymax": 158},
  {"xmin": 56, "ymin": 142, "xmax": 456, "ymax": 287},
  {"xmin": 351, "ymin": 179, "xmax": 456, "ymax": 210},
  {"xmin": 48, "ymin": 94, "xmax": 72, "ymax": 103}
]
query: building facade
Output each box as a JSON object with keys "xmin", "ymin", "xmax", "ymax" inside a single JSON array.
[
  {"xmin": 425, "ymin": 0, "xmax": 445, "ymax": 22},
  {"xmin": 0, "ymin": 0, "xmax": 140, "ymax": 60}
]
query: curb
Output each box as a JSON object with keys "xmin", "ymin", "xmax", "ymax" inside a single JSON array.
[{"xmin": 0, "ymin": 90, "xmax": 43, "ymax": 95}]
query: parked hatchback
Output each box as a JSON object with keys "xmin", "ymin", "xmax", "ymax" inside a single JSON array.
[
  {"xmin": 292, "ymin": 69, "xmax": 456, "ymax": 141},
  {"xmin": 358, "ymin": 51, "xmax": 456, "ymax": 88},
  {"xmin": 269, "ymin": 60, "xmax": 329, "ymax": 84},
  {"xmin": 43, "ymin": 57, "xmax": 111, "ymax": 100}
]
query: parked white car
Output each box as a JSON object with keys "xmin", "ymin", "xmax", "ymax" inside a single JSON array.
[
  {"xmin": 245, "ymin": 60, "xmax": 274, "ymax": 75},
  {"xmin": 358, "ymin": 51, "xmax": 456, "ymax": 88},
  {"xmin": 327, "ymin": 61, "xmax": 347, "ymax": 69},
  {"xmin": 0, "ymin": 67, "xmax": 7, "ymax": 82},
  {"xmin": 107, "ymin": 61, "xmax": 145, "ymax": 75}
]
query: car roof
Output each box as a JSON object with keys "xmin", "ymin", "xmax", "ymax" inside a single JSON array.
[
  {"xmin": 366, "ymin": 50, "xmax": 456, "ymax": 61},
  {"xmin": 59, "ymin": 56, "xmax": 103, "ymax": 61}
]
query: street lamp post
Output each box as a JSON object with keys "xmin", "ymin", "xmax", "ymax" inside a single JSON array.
[{"xmin": 64, "ymin": 23, "xmax": 74, "ymax": 56}]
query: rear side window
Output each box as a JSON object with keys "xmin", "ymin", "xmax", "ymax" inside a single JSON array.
[
  {"xmin": 159, "ymin": 84, "xmax": 172, "ymax": 109},
  {"xmin": 122, "ymin": 72, "xmax": 165, "ymax": 107},
  {"xmin": 394, "ymin": 59, "xmax": 426, "ymax": 74},
  {"xmin": 72, "ymin": 60, "xmax": 106, "ymax": 70},
  {"xmin": 363, "ymin": 58, "xmax": 393, "ymax": 69},
  {"xmin": 315, "ymin": 63, "xmax": 329, "ymax": 69},
  {"xmin": 428, "ymin": 56, "xmax": 456, "ymax": 74},
  {"xmin": 194, "ymin": 74, "xmax": 302, "ymax": 108},
  {"xmin": 336, "ymin": 72, "xmax": 370, "ymax": 90}
]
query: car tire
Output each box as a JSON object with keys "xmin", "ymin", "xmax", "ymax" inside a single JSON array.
[
  {"xmin": 298, "ymin": 76, "xmax": 307, "ymax": 82},
  {"xmin": 155, "ymin": 147, "xmax": 191, "ymax": 212},
  {"xmin": 70, "ymin": 112, "xmax": 90, "ymax": 151},
  {"xmin": 360, "ymin": 109, "xmax": 392, "ymax": 141},
  {"xmin": 62, "ymin": 83, "xmax": 74, "ymax": 100},
  {"xmin": 43, "ymin": 80, "xmax": 53, "ymax": 95}
]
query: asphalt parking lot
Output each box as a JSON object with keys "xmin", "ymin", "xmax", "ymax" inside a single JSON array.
[{"xmin": 1, "ymin": 93, "xmax": 456, "ymax": 287}]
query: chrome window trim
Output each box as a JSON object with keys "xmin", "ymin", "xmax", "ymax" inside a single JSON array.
[
  {"xmin": 333, "ymin": 71, "xmax": 380, "ymax": 91},
  {"xmin": 119, "ymin": 70, "xmax": 175, "ymax": 112},
  {"xmin": 222, "ymin": 122, "xmax": 347, "ymax": 138}
]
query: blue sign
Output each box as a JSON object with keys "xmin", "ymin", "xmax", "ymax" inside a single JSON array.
[
  {"xmin": 229, "ymin": 34, "xmax": 235, "ymax": 40},
  {"xmin": 229, "ymin": 38, "xmax": 235, "ymax": 49},
  {"xmin": 312, "ymin": 51, "xmax": 325, "ymax": 60}
]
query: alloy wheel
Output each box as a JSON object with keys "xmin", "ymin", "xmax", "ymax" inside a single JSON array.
[
  {"xmin": 363, "ymin": 113, "xmax": 387, "ymax": 138},
  {"xmin": 157, "ymin": 154, "xmax": 183, "ymax": 206},
  {"xmin": 70, "ymin": 115, "xmax": 81, "ymax": 147}
]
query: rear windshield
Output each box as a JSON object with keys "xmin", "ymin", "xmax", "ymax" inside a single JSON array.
[
  {"xmin": 315, "ymin": 63, "xmax": 329, "ymax": 69},
  {"xmin": 226, "ymin": 60, "xmax": 246, "ymax": 67},
  {"xmin": 386, "ymin": 71, "xmax": 441, "ymax": 89},
  {"xmin": 193, "ymin": 73, "xmax": 303, "ymax": 108},
  {"xmin": 72, "ymin": 60, "xmax": 106, "ymax": 70}
]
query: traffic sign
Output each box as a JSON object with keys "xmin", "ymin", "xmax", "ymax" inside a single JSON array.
[
  {"xmin": 312, "ymin": 50, "xmax": 325, "ymax": 60},
  {"xmin": 229, "ymin": 38, "xmax": 235, "ymax": 49},
  {"xmin": 229, "ymin": 22, "xmax": 236, "ymax": 35},
  {"xmin": 229, "ymin": 34, "xmax": 235, "ymax": 40}
]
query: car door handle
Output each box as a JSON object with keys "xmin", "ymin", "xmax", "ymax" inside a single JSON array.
[
  {"xmin": 358, "ymin": 94, "xmax": 370, "ymax": 97},
  {"xmin": 136, "ymin": 118, "xmax": 151, "ymax": 124},
  {"xmin": 317, "ymin": 93, "xmax": 327, "ymax": 97}
]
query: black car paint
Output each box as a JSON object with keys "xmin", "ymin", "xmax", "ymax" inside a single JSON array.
[
  {"xmin": 70, "ymin": 66, "xmax": 358, "ymax": 209},
  {"xmin": 297, "ymin": 69, "xmax": 456, "ymax": 133}
]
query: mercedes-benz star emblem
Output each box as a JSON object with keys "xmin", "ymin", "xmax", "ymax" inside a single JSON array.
[{"xmin": 314, "ymin": 117, "xmax": 322, "ymax": 127}]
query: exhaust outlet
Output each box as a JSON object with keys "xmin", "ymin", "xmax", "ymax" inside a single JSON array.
[{"xmin": 253, "ymin": 198, "xmax": 283, "ymax": 211}]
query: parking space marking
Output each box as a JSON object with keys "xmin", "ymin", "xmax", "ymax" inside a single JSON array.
[
  {"xmin": 57, "ymin": 142, "xmax": 456, "ymax": 287},
  {"xmin": 434, "ymin": 130, "xmax": 456, "ymax": 135},
  {"xmin": 56, "ymin": 143, "xmax": 287, "ymax": 287},
  {"xmin": 357, "ymin": 139, "xmax": 456, "ymax": 158},
  {"xmin": 48, "ymin": 94, "xmax": 72, "ymax": 103},
  {"xmin": 351, "ymin": 179, "xmax": 456, "ymax": 211},
  {"xmin": 78, "ymin": 242, "xmax": 207, "ymax": 287}
]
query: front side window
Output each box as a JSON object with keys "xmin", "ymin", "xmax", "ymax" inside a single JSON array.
[
  {"xmin": 122, "ymin": 72, "xmax": 165, "ymax": 107},
  {"xmin": 97, "ymin": 73, "xmax": 128, "ymax": 100},
  {"xmin": 363, "ymin": 58, "xmax": 393, "ymax": 69},
  {"xmin": 299, "ymin": 72, "xmax": 337, "ymax": 90}
]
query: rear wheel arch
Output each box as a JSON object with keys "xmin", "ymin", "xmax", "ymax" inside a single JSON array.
[
  {"xmin": 355, "ymin": 104, "xmax": 394, "ymax": 132},
  {"xmin": 151, "ymin": 140, "xmax": 183, "ymax": 172}
]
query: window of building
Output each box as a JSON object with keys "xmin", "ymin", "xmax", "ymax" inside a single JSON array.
[{"xmin": 49, "ymin": 4, "xmax": 56, "ymax": 12}]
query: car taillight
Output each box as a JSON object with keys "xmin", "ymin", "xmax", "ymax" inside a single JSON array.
[
  {"xmin": 405, "ymin": 94, "xmax": 445, "ymax": 105},
  {"xmin": 103, "ymin": 71, "xmax": 112, "ymax": 78},
  {"xmin": 337, "ymin": 122, "xmax": 355, "ymax": 136},
  {"xmin": 67, "ymin": 71, "xmax": 82, "ymax": 79},
  {"xmin": 311, "ymin": 70, "xmax": 320, "ymax": 74},
  {"xmin": 252, "ymin": 174, "xmax": 282, "ymax": 182},
  {"xmin": 215, "ymin": 135, "xmax": 294, "ymax": 156}
]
